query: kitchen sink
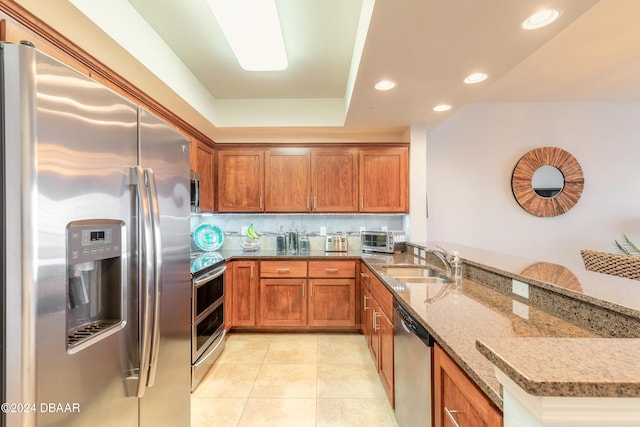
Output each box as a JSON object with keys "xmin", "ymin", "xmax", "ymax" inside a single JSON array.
[
  {"xmin": 396, "ymin": 276, "xmax": 452, "ymax": 284},
  {"xmin": 380, "ymin": 265, "xmax": 444, "ymax": 278},
  {"xmin": 378, "ymin": 264, "xmax": 453, "ymax": 283}
]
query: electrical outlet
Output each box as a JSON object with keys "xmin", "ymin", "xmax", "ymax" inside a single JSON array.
[
  {"xmin": 512, "ymin": 279, "xmax": 529, "ymax": 299},
  {"xmin": 512, "ymin": 300, "xmax": 529, "ymax": 319}
]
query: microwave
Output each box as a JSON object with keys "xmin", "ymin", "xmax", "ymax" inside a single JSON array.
[
  {"xmin": 190, "ymin": 170, "xmax": 200, "ymax": 213},
  {"xmin": 361, "ymin": 230, "xmax": 407, "ymax": 253}
]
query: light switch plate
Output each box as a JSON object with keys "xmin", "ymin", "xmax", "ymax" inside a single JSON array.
[{"xmin": 512, "ymin": 279, "xmax": 529, "ymax": 299}]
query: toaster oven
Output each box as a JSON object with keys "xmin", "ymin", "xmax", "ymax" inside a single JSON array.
[{"xmin": 361, "ymin": 230, "xmax": 406, "ymax": 253}]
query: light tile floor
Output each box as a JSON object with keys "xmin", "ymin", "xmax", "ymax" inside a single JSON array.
[{"xmin": 191, "ymin": 332, "xmax": 398, "ymax": 427}]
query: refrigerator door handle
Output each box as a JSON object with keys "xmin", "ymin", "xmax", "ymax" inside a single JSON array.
[
  {"xmin": 131, "ymin": 166, "xmax": 154, "ymax": 398},
  {"xmin": 145, "ymin": 168, "xmax": 162, "ymax": 388}
]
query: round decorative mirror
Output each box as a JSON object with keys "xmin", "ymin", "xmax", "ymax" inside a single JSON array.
[
  {"xmin": 531, "ymin": 165, "xmax": 564, "ymax": 198},
  {"xmin": 511, "ymin": 147, "xmax": 584, "ymax": 217}
]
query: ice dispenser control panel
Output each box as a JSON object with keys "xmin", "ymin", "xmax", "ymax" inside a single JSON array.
[{"xmin": 68, "ymin": 221, "xmax": 121, "ymax": 262}]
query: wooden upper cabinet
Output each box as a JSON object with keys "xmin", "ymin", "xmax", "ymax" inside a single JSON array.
[
  {"xmin": 359, "ymin": 147, "xmax": 409, "ymax": 213},
  {"xmin": 311, "ymin": 149, "xmax": 358, "ymax": 212},
  {"xmin": 215, "ymin": 145, "xmax": 408, "ymax": 213},
  {"xmin": 191, "ymin": 139, "xmax": 215, "ymax": 212},
  {"xmin": 265, "ymin": 148, "xmax": 311, "ymax": 212},
  {"xmin": 217, "ymin": 150, "xmax": 264, "ymax": 212}
]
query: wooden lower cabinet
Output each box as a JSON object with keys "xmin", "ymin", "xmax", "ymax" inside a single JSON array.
[
  {"xmin": 434, "ymin": 343, "xmax": 502, "ymax": 427},
  {"xmin": 308, "ymin": 260, "xmax": 356, "ymax": 327},
  {"xmin": 360, "ymin": 262, "xmax": 394, "ymax": 407},
  {"xmin": 308, "ymin": 278, "xmax": 355, "ymax": 327},
  {"xmin": 377, "ymin": 305, "xmax": 394, "ymax": 405},
  {"xmin": 260, "ymin": 278, "xmax": 307, "ymax": 327},
  {"xmin": 230, "ymin": 260, "xmax": 258, "ymax": 326}
]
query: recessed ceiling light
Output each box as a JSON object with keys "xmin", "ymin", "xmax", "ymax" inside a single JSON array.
[
  {"xmin": 522, "ymin": 9, "xmax": 561, "ymax": 30},
  {"xmin": 207, "ymin": 0, "xmax": 288, "ymax": 71},
  {"xmin": 374, "ymin": 80, "xmax": 397, "ymax": 91},
  {"xmin": 464, "ymin": 72, "xmax": 488, "ymax": 84},
  {"xmin": 433, "ymin": 104, "xmax": 452, "ymax": 112}
]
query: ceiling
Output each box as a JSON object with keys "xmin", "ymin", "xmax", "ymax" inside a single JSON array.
[{"xmin": 17, "ymin": 0, "xmax": 640, "ymax": 142}]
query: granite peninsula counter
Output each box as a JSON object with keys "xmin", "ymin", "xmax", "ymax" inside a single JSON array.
[{"xmin": 199, "ymin": 242, "xmax": 640, "ymax": 421}]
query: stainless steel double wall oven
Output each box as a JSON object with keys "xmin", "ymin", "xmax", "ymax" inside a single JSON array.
[{"xmin": 190, "ymin": 255, "xmax": 226, "ymax": 390}]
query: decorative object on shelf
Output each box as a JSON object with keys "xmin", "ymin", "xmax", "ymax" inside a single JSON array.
[
  {"xmin": 580, "ymin": 249, "xmax": 640, "ymax": 281},
  {"xmin": 193, "ymin": 223, "xmax": 224, "ymax": 251},
  {"xmin": 241, "ymin": 224, "xmax": 261, "ymax": 251},
  {"xmin": 511, "ymin": 146, "xmax": 584, "ymax": 217}
]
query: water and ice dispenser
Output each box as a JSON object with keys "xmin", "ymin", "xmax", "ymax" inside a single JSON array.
[{"xmin": 66, "ymin": 220, "xmax": 125, "ymax": 353}]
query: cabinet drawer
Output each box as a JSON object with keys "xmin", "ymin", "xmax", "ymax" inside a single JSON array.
[
  {"xmin": 308, "ymin": 260, "xmax": 356, "ymax": 278},
  {"xmin": 261, "ymin": 260, "xmax": 307, "ymax": 277},
  {"xmin": 370, "ymin": 275, "xmax": 393, "ymax": 319}
]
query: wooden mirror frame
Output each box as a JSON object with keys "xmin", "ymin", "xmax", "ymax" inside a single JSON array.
[{"xmin": 511, "ymin": 147, "xmax": 584, "ymax": 217}]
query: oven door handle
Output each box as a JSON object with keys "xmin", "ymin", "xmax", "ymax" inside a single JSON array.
[{"xmin": 193, "ymin": 265, "xmax": 226, "ymax": 288}]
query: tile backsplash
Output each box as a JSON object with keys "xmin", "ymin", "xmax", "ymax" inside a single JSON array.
[{"xmin": 190, "ymin": 213, "xmax": 407, "ymax": 251}]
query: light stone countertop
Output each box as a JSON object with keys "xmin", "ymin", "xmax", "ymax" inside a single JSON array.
[
  {"xmin": 476, "ymin": 338, "xmax": 640, "ymax": 398},
  {"xmin": 361, "ymin": 252, "xmax": 602, "ymax": 409},
  {"xmin": 198, "ymin": 242, "xmax": 640, "ymax": 409}
]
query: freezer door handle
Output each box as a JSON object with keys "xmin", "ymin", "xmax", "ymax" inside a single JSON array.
[
  {"xmin": 145, "ymin": 168, "xmax": 162, "ymax": 388},
  {"xmin": 131, "ymin": 166, "xmax": 154, "ymax": 398}
]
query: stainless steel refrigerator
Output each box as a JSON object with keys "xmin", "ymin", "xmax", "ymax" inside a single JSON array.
[{"xmin": 1, "ymin": 43, "xmax": 191, "ymax": 426}]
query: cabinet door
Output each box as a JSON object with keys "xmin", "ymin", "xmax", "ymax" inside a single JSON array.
[
  {"xmin": 360, "ymin": 265, "xmax": 373, "ymax": 351},
  {"xmin": 260, "ymin": 278, "xmax": 307, "ymax": 327},
  {"xmin": 231, "ymin": 261, "xmax": 258, "ymax": 326},
  {"xmin": 218, "ymin": 150, "xmax": 264, "ymax": 212},
  {"xmin": 193, "ymin": 140, "xmax": 215, "ymax": 212},
  {"xmin": 359, "ymin": 148, "xmax": 408, "ymax": 212},
  {"xmin": 378, "ymin": 310, "xmax": 394, "ymax": 407},
  {"xmin": 434, "ymin": 344, "xmax": 502, "ymax": 427},
  {"xmin": 265, "ymin": 148, "xmax": 311, "ymax": 212},
  {"xmin": 311, "ymin": 149, "xmax": 358, "ymax": 212},
  {"xmin": 308, "ymin": 279, "xmax": 356, "ymax": 327}
]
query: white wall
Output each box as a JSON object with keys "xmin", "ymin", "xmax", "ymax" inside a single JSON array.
[
  {"xmin": 407, "ymin": 125, "xmax": 428, "ymax": 241},
  {"xmin": 426, "ymin": 102, "xmax": 640, "ymax": 267}
]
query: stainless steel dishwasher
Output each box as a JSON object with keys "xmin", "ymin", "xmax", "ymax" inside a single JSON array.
[{"xmin": 393, "ymin": 299, "xmax": 434, "ymax": 427}]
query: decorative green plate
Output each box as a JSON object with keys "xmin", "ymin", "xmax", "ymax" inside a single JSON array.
[{"xmin": 193, "ymin": 223, "xmax": 224, "ymax": 251}]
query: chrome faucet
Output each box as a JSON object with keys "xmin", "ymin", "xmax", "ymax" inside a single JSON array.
[{"xmin": 427, "ymin": 248, "xmax": 452, "ymax": 276}]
